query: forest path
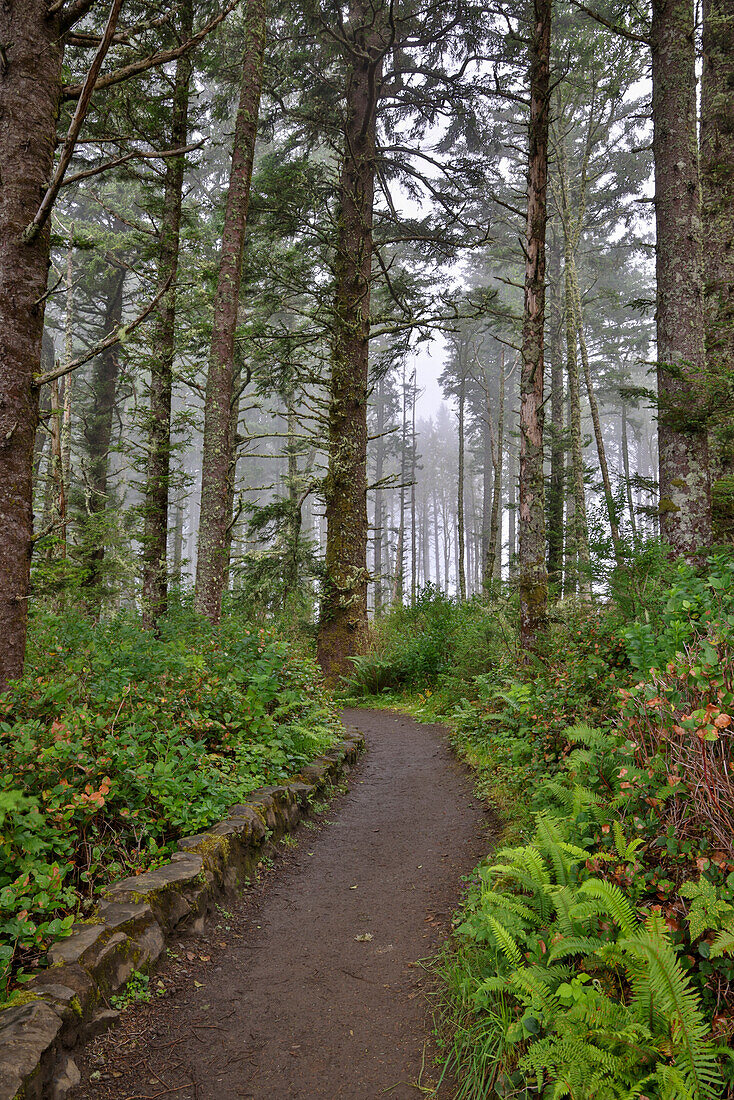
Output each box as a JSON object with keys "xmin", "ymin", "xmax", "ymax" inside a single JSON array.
[{"xmin": 75, "ymin": 708, "xmax": 493, "ymax": 1100}]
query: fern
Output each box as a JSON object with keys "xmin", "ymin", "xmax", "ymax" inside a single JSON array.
[
  {"xmin": 709, "ymin": 923, "xmax": 734, "ymax": 959},
  {"xmin": 548, "ymin": 935, "xmax": 605, "ymax": 963},
  {"xmin": 621, "ymin": 915, "xmax": 723, "ymax": 1100},
  {"xmin": 612, "ymin": 820, "xmax": 644, "ymax": 863},
  {"xmin": 577, "ymin": 878, "xmax": 641, "ymax": 938},
  {"xmin": 486, "ymin": 915, "xmax": 523, "ymax": 966}
]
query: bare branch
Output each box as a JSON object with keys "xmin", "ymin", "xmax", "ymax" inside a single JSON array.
[
  {"xmin": 62, "ymin": 140, "xmax": 204, "ymax": 188},
  {"xmin": 33, "ymin": 275, "xmax": 172, "ymax": 388}
]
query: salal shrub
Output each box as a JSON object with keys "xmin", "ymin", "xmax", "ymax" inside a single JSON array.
[{"xmin": 0, "ymin": 608, "xmax": 340, "ymax": 1000}]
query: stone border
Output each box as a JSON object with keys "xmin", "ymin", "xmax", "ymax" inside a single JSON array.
[{"xmin": 0, "ymin": 731, "xmax": 365, "ymax": 1100}]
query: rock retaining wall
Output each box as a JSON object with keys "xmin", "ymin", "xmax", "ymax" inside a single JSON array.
[{"xmin": 0, "ymin": 731, "xmax": 364, "ymax": 1100}]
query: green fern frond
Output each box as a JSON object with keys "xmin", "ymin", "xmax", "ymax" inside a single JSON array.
[
  {"xmin": 578, "ymin": 878, "xmax": 641, "ymax": 938},
  {"xmin": 548, "ymin": 936, "xmax": 605, "ymax": 963},
  {"xmin": 710, "ymin": 923, "xmax": 734, "ymax": 959},
  {"xmin": 486, "ymin": 915, "xmax": 523, "ymax": 965},
  {"xmin": 535, "ymin": 814, "xmax": 575, "ymax": 886},
  {"xmin": 622, "ymin": 914, "xmax": 722, "ymax": 1100}
]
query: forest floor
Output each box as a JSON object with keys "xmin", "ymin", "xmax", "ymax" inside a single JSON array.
[{"xmin": 73, "ymin": 708, "xmax": 495, "ymax": 1100}]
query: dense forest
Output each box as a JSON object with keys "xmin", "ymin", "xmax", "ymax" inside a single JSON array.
[{"xmin": 0, "ymin": 0, "xmax": 733, "ymax": 1095}]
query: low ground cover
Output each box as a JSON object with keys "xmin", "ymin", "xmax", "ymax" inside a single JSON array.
[
  {"xmin": 347, "ymin": 547, "xmax": 734, "ymax": 1098},
  {"xmin": 0, "ymin": 606, "xmax": 340, "ymax": 1001}
]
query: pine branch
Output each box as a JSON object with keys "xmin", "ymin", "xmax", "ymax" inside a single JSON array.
[
  {"xmin": 24, "ymin": 0, "xmax": 125, "ymax": 244},
  {"xmin": 61, "ymin": 0, "xmax": 239, "ymax": 102}
]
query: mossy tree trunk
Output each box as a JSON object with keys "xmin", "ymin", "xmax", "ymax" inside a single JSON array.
[
  {"xmin": 518, "ymin": 0, "xmax": 551, "ymax": 653},
  {"xmin": 0, "ymin": 0, "xmax": 64, "ymax": 687},
  {"xmin": 142, "ymin": 0, "xmax": 194, "ymax": 629},
  {"xmin": 547, "ymin": 231, "xmax": 565, "ymax": 591},
  {"xmin": 651, "ymin": 0, "xmax": 712, "ymax": 553},
  {"xmin": 701, "ymin": 0, "xmax": 734, "ymax": 533},
  {"xmin": 316, "ymin": 0, "xmax": 385, "ymax": 681},
  {"xmin": 373, "ymin": 376, "xmax": 386, "ymax": 613},
  {"xmin": 81, "ymin": 264, "xmax": 125, "ymax": 612},
  {"xmin": 195, "ymin": 0, "xmax": 267, "ymax": 622}
]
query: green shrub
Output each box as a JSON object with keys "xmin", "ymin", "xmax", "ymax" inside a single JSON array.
[{"xmin": 0, "ymin": 606, "xmax": 340, "ymax": 999}]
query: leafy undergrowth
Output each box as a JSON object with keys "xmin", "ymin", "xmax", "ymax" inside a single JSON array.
[
  {"xmin": 347, "ymin": 548, "xmax": 734, "ymax": 1098},
  {"xmin": 0, "ymin": 607, "xmax": 340, "ymax": 1002}
]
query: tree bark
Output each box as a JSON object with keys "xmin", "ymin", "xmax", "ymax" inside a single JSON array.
[
  {"xmin": 410, "ymin": 368, "xmax": 417, "ymax": 605},
  {"xmin": 481, "ymin": 411, "xmax": 493, "ymax": 583},
  {"xmin": 547, "ymin": 232, "xmax": 565, "ymax": 589},
  {"xmin": 651, "ymin": 0, "xmax": 711, "ymax": 553},
  {"xmin": 142, "ymin": 0, "xmax": 194, "ymax": 629},
  {"xmin": 0, "ymin": 0, "xmax": 64, "ymax": 687},
  {"xmin": 316, "ymin": 0, "xmax": 383, "ymax": 681},
  {"xmin": 82, "ymin": 264, "xmax": 125, "ymax": 608},
  {"xmin": 487, "ymin": 349, "xmax": 505, "ymax": 583},
  {"xmin": 701, "ymin": 0, "xmax": 734, "ymax": 496},
  {"xmin": 373, "ymin": 377, "xmax": 385, "ymax": 613},
  {"xmin": 195, "ymin": 0, "xmax": 267, "ymax": 622},
  {"xmin": 518, "ymin": 0, "xmax": 551, "ymax": 651}
]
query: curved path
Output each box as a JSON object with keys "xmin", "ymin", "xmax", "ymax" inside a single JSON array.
[{"xmin": 76, "ymin": 708, "xmax": 493, "ymax": 1099}]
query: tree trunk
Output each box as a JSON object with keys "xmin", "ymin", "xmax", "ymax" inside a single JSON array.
[
  {"xmin": 547, "ymin": 231, "xmax": 564, "ymax": 589},
  {"xmin": 651, "ymin": 0, "xmax": 711, "ymax": 552},
  {"xmin": 433, "ymin": 489, "xmax": 442, "ymax": 591},
  {"xmin": 571, "ymin": 267, "xmax": 623, "ymax": 566},
  {"xmin": 82, "ymin": 265, "xmax": 125, "ymax": 608},
  {"xmin": 481, "ymin": 412, "xmax": 493, "ymax": 584},
  {"xmin": 701, "ymin": 0, "xmax": 734, "ymax": 503},
  {"xmin": 142, "ymin": 0, "xmax": 194, "ymax": 629},
  {"xmin": 564, "ymin": 256, "xmax": 592, "ymax": 598},
  {"xmin": 373, "ymin": 377, "xmax": 385, "ymax": 614},
  {"xmin": 518, "ymin": 0, "xmax": 551, "ymax": 651},
  {"xmin": 508, "ymin": 435, "xmax": 517, "ymax": 575},
  {"xmin": 0, "ymin": 0, "xmax": 64, "ymax": 687},
  {"xmin": 316, "ymin": 0, "xmax": 383, "ymax": 681},
  {"xmin": 621, "ymin": 402, "xmax": 638, "ymax": 540},
  {"xmin": 195, "ymin": 0, "xmax": 267, "ymax": 622},
  {"xmin": 410, "ymin": 369, "xmax": 417, "ymax": 605},
  {"xmin": 48, "ymin": 379, "xmax": 67, "ymax": 563},
  {"xmin": 422, "ymin": 493, "xmax": 430, "ymax": 587},
  {"xmin": 456, "ymin": 366, "xmax": 467, "ymax": 601},
  {"xmin": 487, "ymin": 349, "xmax": 505, "ymax": 583}
]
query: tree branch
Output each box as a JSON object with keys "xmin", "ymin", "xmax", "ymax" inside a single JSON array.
[
  {"xmin": 24, "ymin": 0, "xmax": 124, "ymax": 244},
  {"xmin": 62, "ymin": 140, "xmax": 203, "ymax": 187},
  {"xmin": 61, "ymin": 0, "xmax": 239, "ymax": 102},
  {"xmin": 34, "ymin": 275, "xmax": 172, "ymax": 388},
  {"xmin": 568, "ymin": 0, "xmax": 650, "ymax": 45}
]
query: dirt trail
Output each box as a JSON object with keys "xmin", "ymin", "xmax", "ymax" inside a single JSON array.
[{"xmin": 75, "ymin": 708, "xmax": 493, "ymax": 1100}]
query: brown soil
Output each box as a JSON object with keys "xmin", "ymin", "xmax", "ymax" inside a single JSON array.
[{"xmin": 74, "ymin": 707, "xmax": 495, "ymax": 1100}]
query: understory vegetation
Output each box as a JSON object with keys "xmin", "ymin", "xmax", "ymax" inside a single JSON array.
[
  {"xmin": 346, "ymin": 545, "xmax": 734, "ymax": 1098},
  {"xmin": 0, "ymin": 607, "xmax": 339, "ymax": 1001}
]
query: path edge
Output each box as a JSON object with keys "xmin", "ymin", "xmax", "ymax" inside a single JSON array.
[{"xmin": 0, "ymin": 730, "xmax": 365, "ymax": 1100}]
